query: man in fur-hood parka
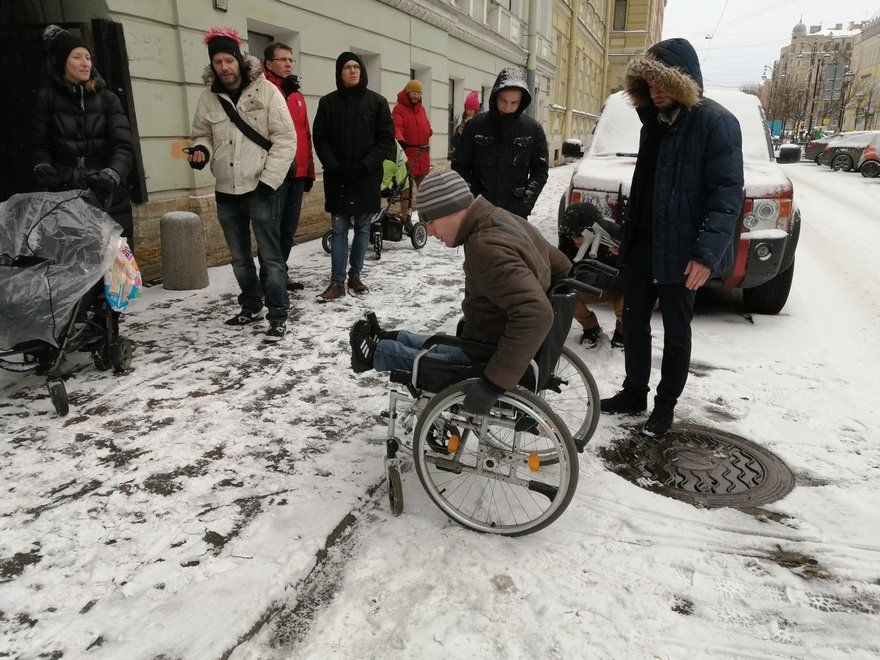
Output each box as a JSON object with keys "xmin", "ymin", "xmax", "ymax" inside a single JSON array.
[
  {"xmin": 600, "ymin": 37, "xmax": 744, "ymax": 439},
  {"xmin": 187, "ymin": 28, "xmax": 296, "ymax": 341}
]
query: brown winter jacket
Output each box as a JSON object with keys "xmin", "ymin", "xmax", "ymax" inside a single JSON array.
[{"xmin": 456, "ymin": 196, "xmax": 572, "ymax": 390}]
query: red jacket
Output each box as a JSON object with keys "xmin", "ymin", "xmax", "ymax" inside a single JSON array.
[
  {"xmin": 264, "ymin": 69, "xmax": 315, "ymax": 181},
  {"xmin": 392, "ymin": 88, "xmax": 432, "ymax": 176}
]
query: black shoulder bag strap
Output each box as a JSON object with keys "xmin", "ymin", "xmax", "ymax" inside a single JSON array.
[{"xmin": 218, "ymin": 96, "xmax": 272, "ymax": 151}]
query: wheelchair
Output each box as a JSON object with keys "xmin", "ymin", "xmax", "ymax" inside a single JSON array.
[{"xmin": 375, "ymin": 276, "xmax": 602, "ymax": 536}]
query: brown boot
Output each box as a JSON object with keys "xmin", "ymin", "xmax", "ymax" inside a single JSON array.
[
  {"xmin": 318, "ymin": 282, "xmax": 345, "ymax": 302},
  {"xmin": 347, "ymin": 276, "xmax": 369, "ymax": 294}
]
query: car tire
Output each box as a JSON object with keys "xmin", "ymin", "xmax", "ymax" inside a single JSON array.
[
  {"xmin": 860, "ymin": 161, "xmax": 880, "ymax": 178},
  {"xmin": 831, "ymin": 154, "xmax": 852, "ymax": 172},
  {"xmin": 743, "ymin": 260, "xmax": 795, "ymax": 315}
]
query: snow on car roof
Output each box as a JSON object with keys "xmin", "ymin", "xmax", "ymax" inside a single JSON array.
[
  {"xmin": 577, "ymin": 88, "xmax": 788, "ymax": 198},
  {"xmin": 590, "ymin": 89, "xmax": 773, "ymax": 163}
]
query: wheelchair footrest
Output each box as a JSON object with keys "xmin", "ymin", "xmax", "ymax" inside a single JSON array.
[{"xmin": 389, "ymin": 369, "xmax": 412, "ymax": 385}]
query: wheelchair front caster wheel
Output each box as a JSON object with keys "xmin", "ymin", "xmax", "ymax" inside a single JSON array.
[
  {"xmin": 387, "ymin": 464, "xmax": 404, "ymax": 516},
  {"xmin": 321, "ymin": 230, "xmax": 332, "ymax": 254},
  {"xmin": 48, "ymin": 379, "xmax": 69, "ymax": 417}
]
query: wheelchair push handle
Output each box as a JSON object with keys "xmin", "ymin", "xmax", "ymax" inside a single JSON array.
[{"xmin": 572, "ymin": 259, "xmax": 619, "ymax": 279}]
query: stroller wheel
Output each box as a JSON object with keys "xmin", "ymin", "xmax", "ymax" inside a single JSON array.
[
  {"xmin": 410, "ymin": 222, "xmax": 428, "ymax": 249},
  {"xmin": 48, "ymin": 380, "xmax": 69, "ymax": 417},
  {"xmin": 321, "ymin": 230, "xmax": 332, "ymax": 254},
  {"xmin": 372, "ymin": 230, "xmax": 382, "ymax": 260},
  {"xmin": 92, "ymin": 346, "xmax": 112, "ymax": 371},
  {"xmin": 111, "ymin": 338, "xmax": 133, "ymax": 372}
]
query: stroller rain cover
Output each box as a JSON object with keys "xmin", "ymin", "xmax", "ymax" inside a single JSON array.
[{"xmin": 0, "ymin": 190, "xmax": 121, "ymax": 350}]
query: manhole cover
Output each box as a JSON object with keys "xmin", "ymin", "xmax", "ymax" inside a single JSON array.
[{"xmin": 600, "ymin": 423, "xmax": 794, "ymax": 508}]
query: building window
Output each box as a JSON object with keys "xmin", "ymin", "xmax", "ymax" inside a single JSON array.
[{"xmin": 613, "ymin": 1, "xmax": 627, "ymax": 31}]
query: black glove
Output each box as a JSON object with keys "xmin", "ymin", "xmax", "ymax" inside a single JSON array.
[
  {"xmin": 186, "ymin": 145, "xmax": 210, "ymax": 170},
  {"xmin": 462, "ymin": 376, "xmax": 505, "ymax": 416},
  {"xmin": 86, "ymin": 168, "xmax": 121, "ymax": 210},
  {"xmin": 303, "ymin": 178, "xmax": 313, "ymax": 193},
  {"xmin": 34, "ymin": 163, "xmax": 60, "ymax": 189},
  {"xmin": 280, "ymin": 75, "xmax": 301, "ymax": 96},
  {"xmin": 253, "ymin": 181, "xmax": 276, "ymax": 197}
]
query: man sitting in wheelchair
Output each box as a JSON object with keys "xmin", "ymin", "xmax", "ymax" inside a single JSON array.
[{"xmin": 349, "ymin": 169, "xmax": 571, "ymax": 415}]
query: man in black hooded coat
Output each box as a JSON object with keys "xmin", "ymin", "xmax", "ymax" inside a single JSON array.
[
  {"xmin": 451, "ymin": 67, "xmax": 549, "ymax": 220},
  {"xmin": 312, "ymin": 52, "xmax": 395, "ymax": 301}
]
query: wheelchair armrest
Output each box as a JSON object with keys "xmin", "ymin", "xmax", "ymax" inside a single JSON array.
[
  {"xmin": 422, "ymin": 333, "xmax": 495, "ymax": 362},
  {"xmin": 572, "ymin": 259, "xmax": 619, "ymax": 279},
  {"xmin": 550, "ymin": 276, "xmax": 603, "ymax": 298}
]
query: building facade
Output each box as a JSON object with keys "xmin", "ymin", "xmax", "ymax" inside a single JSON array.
[
  {"xmin": 5, "ymin": 0, "xmax": 665, "ymax": 280},
  {"xmin": 847, "ymin": 14, "xmax": 880, "ymax": 131}
]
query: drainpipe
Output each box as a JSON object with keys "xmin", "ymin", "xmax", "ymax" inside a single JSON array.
[
  {"xmin": 525, "ymin": 0, "xmax": 539, "ymax": 118},
  {"xmin": 562, "ymin": 4, "xmax": 577, "ymax": 138}
]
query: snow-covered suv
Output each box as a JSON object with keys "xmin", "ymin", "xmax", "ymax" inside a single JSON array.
[{"xmin": 559, "ymin": 89, "xmax": 800, "ymax": 315}]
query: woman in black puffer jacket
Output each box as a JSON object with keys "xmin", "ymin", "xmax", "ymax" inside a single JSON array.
[{"xmin": 31, "ymin": 25, "xmax": 136, "ymax": 250}]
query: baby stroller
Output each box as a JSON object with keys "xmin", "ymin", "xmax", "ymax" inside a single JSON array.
[
  {"xmin": 0, "ymin": 190, "xmax": 134, "ymax": 416},
  {"xmin": 322, "ymin": 145, "xmax": 429, "ymax": 260}
]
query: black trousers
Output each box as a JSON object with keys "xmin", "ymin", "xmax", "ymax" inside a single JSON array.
[{"xmin": 621, "ymin": 242, "xmax": 696, "ymax": 410}]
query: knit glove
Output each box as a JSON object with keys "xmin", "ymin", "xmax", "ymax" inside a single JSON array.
[
  {"xmin": 303, "ymin": 178, "xmax": 313, "ymax": 193},
  {"xmin": 86, "ymin": 168, "xmax": 121, "ymax": 210},
  {"xmin": 461, "ymin": 376, "xmax": 505, "ymax": 416},
  {"xmin": 34, "ymin": 163, "xmax": 60, "ymax": 190},
  {"xmin": 280, "ymin": 75, "xmax": 301, "ymax": 96},
  {"xmin": 186, "ymin": 145, "xmax": 210, "ymax": 170}
]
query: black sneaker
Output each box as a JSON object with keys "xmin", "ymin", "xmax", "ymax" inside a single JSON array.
[
  {"xmin": 579, "ymin": 326, "xmax": 602, "ymax": 348},
  {"xmin": 600, "ymin": 389, "xmax": 647, "ymax": 414},
  {"xmin": 264, "ymin": 321, "xmax": 286, "ymax": 342},
  {"xmin": 286, "ymin": 278, "xmax": 305, "ymax": 291},
  {"xmin": 350, "ymin": 320, "xmax": 376, "ymax": 373},
  {"xmin": 365, "ymin": 311, "xmax": 398, "ymax": 341},
  {"xmin": 642, "ymin": 406, "xmax": 674, "ymax": 438},
  {"xmin": 611, "ymin": 329, "xmax": 625, "ymax": 349},
  {"xmin": 224, "ymin": 308, "xmax": 264, "ymax": 326}
]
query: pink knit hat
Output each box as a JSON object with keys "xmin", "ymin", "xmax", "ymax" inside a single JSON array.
[{"xmin": 464, "ymin": 90, "xmax": 480, "ymax": 111}]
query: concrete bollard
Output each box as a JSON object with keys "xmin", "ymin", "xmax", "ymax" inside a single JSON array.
[{"xmin": 160, "ymin": 211, "xmax": 209, "ymax": 290}]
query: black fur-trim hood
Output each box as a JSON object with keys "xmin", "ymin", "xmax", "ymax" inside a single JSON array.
[{"xmin": 624, "ymin": 38, "xmax": 703, "ymax": 110}]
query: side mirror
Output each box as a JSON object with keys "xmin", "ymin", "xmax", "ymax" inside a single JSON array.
[
  {"xmin": 561, "ymin": 139, "xmax": 584, "ymax": 159},
  {"xmin": 776, "ymin": 144, "xmax": 801, "ymax": 164}
]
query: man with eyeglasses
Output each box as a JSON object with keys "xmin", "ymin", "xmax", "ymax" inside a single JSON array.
[
  {"xmin": 312, "ymin": 51, "xmax": 395, "ymax": 301},
  {"xmin": 262, "ymin": 41, "xmax": 315, "ymax": 293}
]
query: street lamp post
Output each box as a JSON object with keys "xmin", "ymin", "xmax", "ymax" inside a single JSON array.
[{"xmin": 838, "ymin": 70, "xmax": 854, "ymax": 130}]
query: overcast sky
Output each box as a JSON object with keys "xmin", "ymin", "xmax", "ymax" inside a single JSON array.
[{"xmin": 661, "ymin": 0, "xmax": 880, "ymax": 91}]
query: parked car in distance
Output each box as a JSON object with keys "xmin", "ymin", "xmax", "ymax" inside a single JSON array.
[
  {"xmin": 818, "ymin": 131, "xmax": 879, "ymax": 171},
  {"xmin": 803, "ymin": 132, "xmax": 843, "ymax": 163},
  {"xmin": 857, "ymin": 132, "xmax": 880, "ymax": 178},
  {"xmin": 560, "ymin": 89, "xmax": 800, "ymax": 315}
]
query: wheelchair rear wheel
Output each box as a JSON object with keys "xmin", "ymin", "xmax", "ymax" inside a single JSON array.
[
  {"xmin": 540, "ymin": 346, "xmax": 600, "ymax": 451},
  {"xmin": 321, "ymin": 230, "xmax": 332, "ymax": 254},
  {"xmin": 412, "ymin": 381, "xmax": 578, "ymax": 536}
]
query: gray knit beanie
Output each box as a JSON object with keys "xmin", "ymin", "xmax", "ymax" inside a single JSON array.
[{"xmin": 416, "ymin": 169, "xmax": 474, "ymax": 222}]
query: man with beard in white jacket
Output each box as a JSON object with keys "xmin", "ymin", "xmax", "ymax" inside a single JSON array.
[{"xmin": 187, "ymin": 28, "xmax": 295, "ymax": 341}]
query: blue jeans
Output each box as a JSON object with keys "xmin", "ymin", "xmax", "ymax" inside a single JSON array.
[
  {"xmin": 330, "ymin": 212, "xmax": 373, "ymax": 285},
  {"xmin": 216, "ymin": 193, "xmax": 289, "ymax": 322},
  {"xmin": 277, "ymin": 176, "xmax": 305, "ymax": 262},
  {"xmin": 373, "ymin": 330, "xmax": 473, "ymax": 372}
]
